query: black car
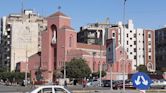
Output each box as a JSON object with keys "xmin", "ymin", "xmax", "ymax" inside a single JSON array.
[
  {"xmin": 102, "ymin": 80, "xmax": 116, "ymax": 87},
  {"xmin": 102, "ymin": 80, "xmax": 111, "ymax": 87}
]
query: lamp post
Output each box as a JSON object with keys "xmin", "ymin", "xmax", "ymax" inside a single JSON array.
[
  {"xmin": 25, "ymin": 46, "xmax": 28, "ymax": 86},
  {"xmin": 99, "ymin": 43, "xmax": 102, "ymax": 86},
  {"xmin": 62, "ymin": 46, "xmax": 66, "ymax": 85},
  {"xmin": 122, "ymin": 0, "xmax": 127, "ymax": 92},
  {"xmin": 97, "ymin": 29, "xmax": 102, "ymax": 87},
  {"xmin": 96, "ymin": 27, "xmax": 102, "ymax": 86},
  {"xmin": 36, "ymin": 52, "xmax": 42, "ymax": 81},
  {"xmin": 92, "ymin": 52, "xmax": 96, "ymax": 73}
]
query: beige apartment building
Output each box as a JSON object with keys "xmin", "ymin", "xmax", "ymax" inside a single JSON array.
[{"xmin": 0, "ymin": 10, "xmax": 47, "ymax": 71}]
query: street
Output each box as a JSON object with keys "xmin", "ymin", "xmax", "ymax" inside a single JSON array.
[{"xmin": 0, "ymin": 84, "xmax": 166, "ymax": 93}]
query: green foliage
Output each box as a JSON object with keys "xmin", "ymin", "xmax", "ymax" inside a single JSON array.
[
  {"xmin": 137, "ymin": 65, "xmax": 148, "ymax": 73},
  {"xmin": 92, "ymin": 70, "xmax": 107, "ymax": 78},
  {"xmin": 0, "ymin": 71, "xmax": 26, "ymax": 82},
  {"xmin": 0, "ymin": 68, "xmax": 7, "ymax": 72},
  {"xmin": 64, "ymin": 58, "xmax": 91, "ymax": 79}
]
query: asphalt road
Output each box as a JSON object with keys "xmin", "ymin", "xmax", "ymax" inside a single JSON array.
[{"xmin": 0, "ymin": 84, "xmax": 165, "ymax": 93}]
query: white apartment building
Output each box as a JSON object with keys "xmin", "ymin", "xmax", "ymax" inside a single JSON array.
[
  {"xmin": 109, "ymin": 20, "xmax": 155, "ymax": 72},
  {"xmin": 0, "ymin": 10, "xmax": 47, "ymax": 71}
]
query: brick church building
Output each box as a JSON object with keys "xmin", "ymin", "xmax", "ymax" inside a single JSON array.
[{"xmin": 28, "ymin": 11, "xmax": 132, "ymax": 82}]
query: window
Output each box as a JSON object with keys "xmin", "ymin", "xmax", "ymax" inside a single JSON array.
[
  {"xmin": 148, "ymin": 34, "xmax": 151, "ymax": 38},
  {"xmin": 130, "ymin": 52, "xmax": 132, "ymax": 54},
  {"xmin": 113, "ymin": 33, "xmax": 115, "ymax": 37},
  {"xmin": 134, "ymin": 41, "xmax": 136, "ymax": 45},
  {"xmin": 130, "ymin": 45, "xmax": 132, "ymax": 47},
  {"xmin": 148, "ymin": 41, "xmax": 151, "ymax": 45},
  {"xmin": 130, "ymin": 38, "xmax": 132, "ymax": 40},
  {"xmin": 134, "ymin": 34, "xmax": 136, "ymax": 38},
  {"xmin": 127, "ymin": 48, "xmax": 128, "ymax": 52},
  {"xmin": 42, "ymin": 88, "xmax": 52, "ymax": 93},
  {"xmin": 127, "ymin": 41, "xmax": 128, "ymax": 45},
  {"xmin": 130, "ymin": 30, "xmax": 132, "ymax": 33},
  {"xmin": 69, "ymin": 35, "xmax": 73, "ymax": 47},
  {"xmin": 134, "ymin": 56, "xmax": 137, "ymax": 59},
  {"xmin": 149, "ymin": 48, "xmax": 151, "ymax": 52},
  {"xmin": 149, "ymin": 56, "xmax": 152, "ymax": 60},
  {"xmin": 134, "ymin": 48, "xmax": 136, "ymax": 52},
  {"xmin": 54, "ymin": 88, "xmax": 66, "ymax": 93},
  {"xmin": 127, "ymin": 34, "xmax": 129, "ymax": 37}
]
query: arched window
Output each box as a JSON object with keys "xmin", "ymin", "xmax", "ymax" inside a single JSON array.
[
  {"xmin": 147, "ymin": 62, "xmax": 153, "ymax": 71},
  {"xmin": 69, "ymin": 34, "xmax": 73, "ymax": 47},
  {"xmin": 51, "ymin": 24, "xmax": 57, "ymax": 45}
]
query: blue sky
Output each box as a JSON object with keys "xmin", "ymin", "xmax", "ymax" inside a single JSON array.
[{"xmin": 0, "ymin": 0, "xmax": 166, "ymax": 31}]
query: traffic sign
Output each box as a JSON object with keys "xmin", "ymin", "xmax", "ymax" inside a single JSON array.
[{"xmin": 131, "ymin": 72, "xmax": 152, "ymax": 90}]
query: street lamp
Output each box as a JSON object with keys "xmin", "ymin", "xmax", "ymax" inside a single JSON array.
[
  {"xmin": 36, "ymin": 52, "xmax": 42, "ymax": 81},
  {"xmin": 62, "ymin": 46, "xmax": 66, "ymax": 85},
  {"xmin": 25, "ymin": 46, "xmax": 28, "ymax": 86},
  {"xmin": 97, "ymin": 29, "xmax": 102, "ymax": 87},
  {"xmin": 99, "ymin": 43, "xmax": 102, "ymax": 86},
  {"xmin": 92, "ymin": 52, "xmax": 96, "ymax": 73},
  {"xmin": 122, "ymin": 0, "xmax": 127, "ymax": 92}
]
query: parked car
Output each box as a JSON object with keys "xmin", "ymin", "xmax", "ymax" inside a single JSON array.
[
  {"xmin": 86, "ymin": 79, "xmax": 100, "ymax": 87},
  {"xmin": 102, "ymin": 80, "xmax": 116, "ymax": 87},
  {"xmin": 102, "ymin": 80, "xmax": 111, "ymax": 87},
  {"xmin": 113, "ymin": 80, "xmax": 135, "ymax": 89},
  {"xmin": 150, "ymin": 79, "xmax": 166, "ymax": 89},
  {"xmin": 27, "ymin": 85, "xmax": 72, "ymax": 93}
]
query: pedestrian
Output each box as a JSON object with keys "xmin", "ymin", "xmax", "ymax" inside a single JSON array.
[
  {"xmin": 31, "ymin": 78, "xmax": 35, "ymax": 88},
  {"xmin": 82, "ymin": 79, "xmax": 87, "ymax": 88},
  {"xmin": 64, "ymin": 80, "xmax": 67, "ymax": 87}
]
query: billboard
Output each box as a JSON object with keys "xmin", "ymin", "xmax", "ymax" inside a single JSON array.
[{"xmin": 106, "ymin": 39, "xmax": 116, "ymax": 64}]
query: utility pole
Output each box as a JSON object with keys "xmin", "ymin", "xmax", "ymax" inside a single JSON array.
[
  {"xmin": 123, "ymin": 0, "xmax": 127, "ymax": 92},
  {"xmin": 97, "ymin": 28, "xmax": 102, "ymax": 87},
  {"xmin": 99, "ymin": 42, "xmax": 102, "ymax": 86},
  {"xmin": 25, "ymin": 46, "xmax": 28, "ymax": 86},
  {"xmin": 62, "ymin": 46, "xmax": 66, "ymax": 85}
]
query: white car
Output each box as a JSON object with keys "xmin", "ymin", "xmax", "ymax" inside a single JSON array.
[
  {"xmin": 28, "ymin": 85, "xmax": 72, "ymax": 93},
  {"xmin": 150, "ymin": 79, "xmax": 166, "ymax": 89},
  {"xmin": 86, "ymin": 79, "xmax": 100, "ymax": 87}
]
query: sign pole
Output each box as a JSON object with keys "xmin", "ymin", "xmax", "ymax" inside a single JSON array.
[
  {"xmin": 110, "ymin": 64, "xmax": 113, "ymax": 91},
  {"xmin": 140, "ymin": 90, "xmax": 146, "ymax": 93}
]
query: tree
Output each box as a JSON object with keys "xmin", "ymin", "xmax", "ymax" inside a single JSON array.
[
  {"xmin": 92, "ymin": 70, "xmax": 107, "ymax": 78},
  {"xmin": 64, "ymin": 58, "xmax": 91, "ymax": 79},
  {"xmin": 137, "ymin": 65, "xmax": 148, "ymax": 73},
  {"xmin": 54, "ymin": 69, "xmax": 63, "ymax": 78}
]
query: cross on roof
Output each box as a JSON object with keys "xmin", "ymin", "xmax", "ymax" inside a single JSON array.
[{"xmin": 58, "ymin": 6, "xmax": 61, "ymax": 11}]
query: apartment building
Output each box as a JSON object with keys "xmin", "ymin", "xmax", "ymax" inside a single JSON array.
[
  {"xmin": 78, "ymin": 20, "xmax": 155, "ymax": 72},
  {"xmin": 77, "ymin": 19, "xmax": 110, "ymax": 45},
  {"xmin": 155, "ymin": 27, "xmax": 166, "ymax": 71},
  {"xmin": 108, "ymin": 20, "xmax": 155, "ymax": 72},
  {"xmin": 0, "ymin": 10, "xmax": 47, "ymax": 71}
]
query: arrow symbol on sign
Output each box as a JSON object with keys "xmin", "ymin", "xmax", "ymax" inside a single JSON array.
[
  {"xmin": 135, "ymin": 76, "xmax": 141, "ymax": 85},
  {"xmin": 141, "ymin": 76, "xmax": 148, "ymax": 85}
]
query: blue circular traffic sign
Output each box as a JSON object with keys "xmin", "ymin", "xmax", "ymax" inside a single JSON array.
[{"xmin": 131, "ymin": 72, "xmax": 152, "ymax": 90}]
